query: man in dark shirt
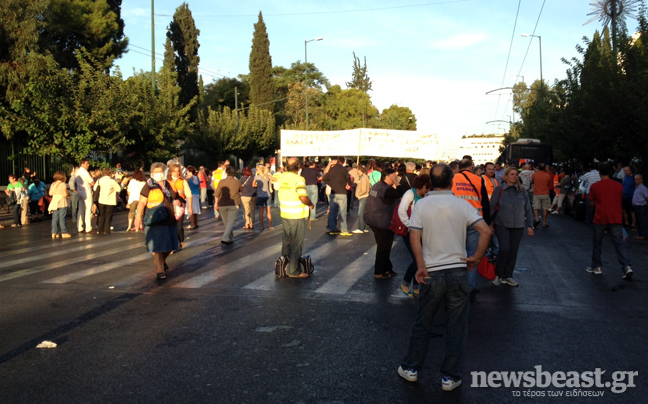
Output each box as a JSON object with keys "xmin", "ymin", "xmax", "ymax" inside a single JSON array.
[
  {"xmin": 215, "ymin": 166, "xmax": 242, "ymax": 245},
  {"xmin": 323, "ymin": 157, "xmax": 352, "ymax": 236},
  {"xmin": 301, "ymin": 160, "xmax": 321, "ymax": 221},
  {"xmin": 586, "ymin": 162, "xmax": 633, "ymax": 280},
  {"xmin": 401, "ymin": 162, "xmax": 418, "ymax": 190}
]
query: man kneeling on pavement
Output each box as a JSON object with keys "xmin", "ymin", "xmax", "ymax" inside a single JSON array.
[{"xmin": 278, "ymin": 157, "xmax": 315, "ymax": 277}]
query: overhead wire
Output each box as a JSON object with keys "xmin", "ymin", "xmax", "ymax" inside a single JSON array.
[
  {"xmin": 492, "ymin": 0, "xmax": 522, "ymax": 123},
  {"xmin": 153, "ymin": 0, "xmax": 471, "ymax": 18}
]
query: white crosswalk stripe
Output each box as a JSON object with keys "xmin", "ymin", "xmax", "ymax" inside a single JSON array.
[{"xmin": 315, "ymin": 245, "xmax": 377, "ymax": 295}]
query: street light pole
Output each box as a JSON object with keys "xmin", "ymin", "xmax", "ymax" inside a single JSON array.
[
  {"xmin": 151, "ymin": 0, "xmax": 156, "ymax": 92},
  {"xmin": 304, "ymin": 37, "xmax": 323, "ymax": 130},
  {"xmin": 521, "ymin": 34, "xmax": 542, "ymax": 91}
]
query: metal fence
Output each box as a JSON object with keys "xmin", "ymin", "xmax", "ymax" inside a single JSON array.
[{"xmin": 1, "ymin": 142, "xmax": 71, "ymax": 186}]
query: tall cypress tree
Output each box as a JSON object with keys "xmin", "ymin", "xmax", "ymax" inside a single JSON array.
[
  {"xmin": 249, "ymin": 12, "xmax": 274, "ymax": 111},
  {"xmin": 167, "ymin": 2, "xmax": 200, "ymax": 116}
]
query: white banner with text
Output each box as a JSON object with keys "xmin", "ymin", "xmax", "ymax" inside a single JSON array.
[{"xmin": 280, "ymin": 129, "xmax": 439, "ymax": 160}]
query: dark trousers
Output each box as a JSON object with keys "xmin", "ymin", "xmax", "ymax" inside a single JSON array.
[
  {"xmin": 70, "ymin": 191, "xmax": 79, "ymax": 222},
  {"xmin": 177, "ymin": 214, "xmax": 185, "ymax": 244},
  {"xmin": 12, "ymin": 203, "xmax": 21, "ymax": 225},
  {"xmin": 97, "ymin": 204, "xmax": 115, "ymax": 233},
  {"xmin": 282, "ymin": 217, "xmax": 306, "ymax": 275},
  {"xmin": 401, "ymin": 232, "xmax": 419, "ymax": 285},
  {"xmin": 494, "ymin": 226, "xmax": 524, "ymax": 279},
  {"xmin": 370, "ymin": 226, "xmax": 395, "ymax": 275},
  {"xmin": 635, "ymin": 205, "xmax": 648, "ymax": 237}
]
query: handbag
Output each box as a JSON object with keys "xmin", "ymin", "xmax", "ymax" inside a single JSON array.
[
  {"xmin": 389, "ymin": 203, "xmax": 410, "ymax": 237},
  {"xmin": 174, "ymin": 203, "xmax": 185, "ymax": 221},
  {"xmin": 143, "ymin": 203, "xmax": 168, "ymax": 226},
  {"xmin": 6, "ymin": 190, "xmax": 17, "ymax": 206},
  {"xmin": 477, "ymin": 256, "xmax": 496, "ymax": 280}
]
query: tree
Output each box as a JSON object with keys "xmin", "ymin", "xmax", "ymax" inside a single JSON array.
[
  {"xmin": 203, "ymin": 77, "xmax": 250, "ymax": 112},
  {"xmin": 346, "ymin": 52, "xmax": 372, "ymax": 92},
  {"xmin": 379, "ymin": 105, "xmax": 416, "ymax": 130},
  {"xmin": 38, "ymin": 0, "xmax": 128, "ymax": 71},
  {"xmin": 167, "ymin": 2, "xmax": 200, "ymax": 116},
  {"xmin": 249, "ymin": 12, "xmax": 274, "ymax": 111}
]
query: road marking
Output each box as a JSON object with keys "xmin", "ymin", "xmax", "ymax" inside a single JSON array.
[
  {"xmin": 173, "ymin": 243, "xmax": 281, "ymax": 288},
  {"xmin": 41, "ymin": 234, "xmax": 217, "ymax": 284},
  {"xmin": 314, "ymin": 245, "xmax": 376, "ymax": 295},
  {"xmin": 0, "ymin": 237, "xmax": 130, "ymax": 270}
]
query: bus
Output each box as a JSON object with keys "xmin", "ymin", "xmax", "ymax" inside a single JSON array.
[{"xmin": 499, "ymin": 138, "xmax": 553, "ymax": 166}]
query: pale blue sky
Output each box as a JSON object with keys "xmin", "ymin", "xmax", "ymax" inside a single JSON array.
[{"xmin": 117, "ymin": 1, "xmax": 641, "ymax": 151}]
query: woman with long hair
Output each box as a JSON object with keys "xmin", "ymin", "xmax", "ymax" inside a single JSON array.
[
  {"xmin": 489, "ymin": 167, "xmax": 535, "ymax": 287},
  {"xmin": 255, "ymin": 164, "xmax": 273, "ymax": 230},
  {"xmin": 240, "ymin": 166, "xmax": 257, "ymax": 230},
  {"xmin": 168, "ymin": 163, "xmax": 192, "ymax": 249}
]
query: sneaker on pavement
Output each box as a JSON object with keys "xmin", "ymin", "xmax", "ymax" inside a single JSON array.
[
  {"xmin": 622, "ymin": 266, "xmax": 633, "ymax": 280},
  {"xmin": 551, "ymin": 210, "xmax": 559, "ymax": 215},
  {"xmin": 491, "ymin": 276, "xmax": 500, "ymax": 286},
  {"xmin": 398, "ymin": 366, "xmax": 418, "ymax": 382},
  {"xmin": 328, "ymin": 231, "xmax": 341, "ymax": 235},
  {"xmin": 500, "ymin": 277, "xmax": 519, "ymax": 287},
  {"xmin": 441, "ymin": 376, "xmax": 461, "ymax": 391},
  {"xmin": 352, "ymin": 229, "xmax": 364, "ymax": 234},
  {"xmin": 339, "ymin": 232, "xmax": 353, "ymax": 236},
  {"xmin": 586, "ymin": 266, "xmax": 602, "ymax": 275},
  {"xmin": 363, "ymin": 229, "xmax": 370, "ymax": 233}
]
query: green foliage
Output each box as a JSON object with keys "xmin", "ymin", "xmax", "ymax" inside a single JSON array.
[
  {"xmin": 196, "ymin": 106, "xmax": 276, "ymax": 163},
  {"xmin": 379, "ymin": 105, "xmax": 416, "ymax": 130},
  {"xmin": 39, "ymin": 0, "xmax": 128, "ymax": 70},
  {"xmin": 203, "ymin": 77, "xmax": 250, "ymax": 112},
  {"xmin": 167, "ymin": 2, "xmax": 200, "ymax": 116},
  {"xmin": 249, "ymin": 12, "xmax": 274, "ymax": 111},
  {"xmin": 346, "ymin": 52, "xmax": 372, "ymax": 92}
]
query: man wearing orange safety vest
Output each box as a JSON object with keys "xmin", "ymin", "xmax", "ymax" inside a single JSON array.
[
  {"xmin": 482, "ymin": 162, "xmax": 499, "ymax": 200},
  {"xmin": 452, "ymin": 157, "xmax": 492, "ymax": 296}
]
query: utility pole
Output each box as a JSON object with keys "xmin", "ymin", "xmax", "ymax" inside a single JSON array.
[
  {"xmin": 235, "ymin": 86, "xmax": 239, "ymax": 133},
  {"xmin": 151, "ymin": 0, "xmax": 156, "ymax": 92}
]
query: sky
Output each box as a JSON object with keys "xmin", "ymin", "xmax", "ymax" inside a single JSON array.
[{"xmin": 116, "ymin": 0, "xmax": 644, "ymax": 155}]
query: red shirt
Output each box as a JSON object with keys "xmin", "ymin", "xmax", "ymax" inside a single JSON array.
[
  {"xmin": 589, "ymin": 178, "xmax": 622, "ymax": 224},
  {"xmin": 531, "ymin": 170, "xmax": 552, "ymax": 195},
  {"xmin": 198, "ymin": 172, "xmax": 207, "ymax": 189}
]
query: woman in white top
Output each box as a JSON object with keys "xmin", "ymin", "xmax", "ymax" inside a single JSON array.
[
  {"xmin": 398, "ymin": 174, "xmax": 432, "ymax": 297},
  {"xmin": 126, "ymin": 170, "xmax": 147, "ymax": 232},
  {"xmin": 94, "ymin": 168, "xmax": 122, "ymax": 234},
  {"xmin": 48, "ymin": 171, "xmax": 70, "ymax": 238}
]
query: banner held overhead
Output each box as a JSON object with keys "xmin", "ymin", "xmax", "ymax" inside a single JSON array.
[{"xmin": 281, "ymin": 129, "xmax": 439, "ymax": 160}]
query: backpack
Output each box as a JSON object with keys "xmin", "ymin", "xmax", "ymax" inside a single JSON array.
[
  {"xmin": 275, "ymin": 256, "xmax": 289, "ymax": 278},
  {"xmin": 300, "ymin": 256, "xmax": 315, "ymax": 275}
]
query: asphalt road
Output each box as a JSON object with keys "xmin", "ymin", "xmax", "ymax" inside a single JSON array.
[{"xmin": 0, "ymin": 204, "xmax": 646, "ymax": 404}]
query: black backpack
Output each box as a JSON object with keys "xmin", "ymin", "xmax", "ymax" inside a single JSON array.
[
  {"xmin": 275, "ymin": 256, "xmax": 289, "ymax": 278},
  {"xmin": 300, "ymin": 256, "xmax": 314, "ymax": 275}
]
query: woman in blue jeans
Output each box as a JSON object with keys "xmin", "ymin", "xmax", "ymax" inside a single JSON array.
[
  {"xmin": 399, "ymin": 174, "xmax": 431, "ymax": 297},
  {"xmin": 49, "ymin": 171, "xmax": 71, "ymax": 238}
]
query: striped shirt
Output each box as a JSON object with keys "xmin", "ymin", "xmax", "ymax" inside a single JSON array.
[{"xmin": 581, "ymin": 170, "xmax": 601, "ymax": 193}]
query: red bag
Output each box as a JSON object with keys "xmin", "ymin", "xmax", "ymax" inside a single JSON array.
[
  {"xmin": 477, "ymin": 256, "xmax": 496, "ymax": 280},
  {"xmin": 389, "ymin": 203, "xmax": 410, "ymax": 237}
]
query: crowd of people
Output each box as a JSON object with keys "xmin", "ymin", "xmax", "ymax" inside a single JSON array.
[{"xmin": 2, "ymin": 153, "xmax": 646, "ymax": 392}]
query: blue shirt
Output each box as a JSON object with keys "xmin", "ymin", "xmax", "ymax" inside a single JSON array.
[
  {"xmin": 622, "ymin": 175, "xmax": 635, "ymax": 198},
  {"xmin": 632, "ymin": 183, "xmax": 648, "ymax": 206}
]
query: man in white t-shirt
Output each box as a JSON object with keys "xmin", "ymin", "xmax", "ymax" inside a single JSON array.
[
  {"xmin": 75, "ymin": 158, "xmax": 95, "ymax": 233},
  {"xmin": 397, "ymin": 163, "xmax": 491, "ymax": 391}
]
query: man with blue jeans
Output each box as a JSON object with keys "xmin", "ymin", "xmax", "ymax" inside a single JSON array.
[
  {"xmin": 301, "ymin": 160, "xmax": 321, "ymax": 221},
  {"xmin": 323, "ymin": 157, "xmax": 352, "ymax": 236},
  {"xmin": 586, "ymin": 162, "xmax": 633, "ymax": 280},
  {"xmin": 398, "ymin": 164, "xmax": 491, "ymax": 390}
]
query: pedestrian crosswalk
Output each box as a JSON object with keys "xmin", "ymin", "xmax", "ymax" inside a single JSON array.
[{"xmin": 0, "ymin": 219, "xmax": 416, "ymax": 302}]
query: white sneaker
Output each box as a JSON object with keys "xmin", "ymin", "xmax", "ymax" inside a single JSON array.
[
  {"xmin": 398, "ymin": 366, "xmax": 418, "ymax": 382},
  {"xmin": 500, "ymin": 277, "xmax": 519, "ymax": 287},
  {"xmin": 586, "ymin": 267, "xmax": 602, "ymax": 275},
  {"xmin": 352, "ymin": 229, "xmax": 364, "ymax": 234},
  {"xmin": 622, "ymin": 266, "xmax": 633, "ymax": 280},
  {"xmin": 363, "ymin": 230, "xmax": 369, "ymax": 233},
  {"xmin": 442, "ymin": 376, "xmax": 462, "ymax": 391},
  {"xmin": 491, "ymin": 276, "xmax": 500, "ymax": 286},
  {"xmin": 551, "ymin": 210, "xmax": 559, "ymax": 215}
]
